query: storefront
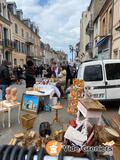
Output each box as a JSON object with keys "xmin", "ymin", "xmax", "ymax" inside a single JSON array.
[
  {"xmin": 13, "ymin": 52, "xmax": 26, "ymax": 67},
  {"xmin": 96, "ymin": 35, "xmax": 112, "ymax": 60}
]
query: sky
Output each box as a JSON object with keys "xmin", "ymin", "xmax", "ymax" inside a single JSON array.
[{"xmin": 7, "ymin": 0, "xmax": 90, "ymax": 60}]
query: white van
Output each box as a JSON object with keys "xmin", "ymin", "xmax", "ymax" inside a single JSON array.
[{"xmin": 77, "ymin": 60, "xmax": 120, "ymax": 102}]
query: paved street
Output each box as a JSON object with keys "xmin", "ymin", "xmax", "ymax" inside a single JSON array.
[
  {"xmin": 0, "ymin": 80, "xmax": 74, "ymax": 144},
  {"xmin": 0, "ymin": 80, "xmax": 119, "ymax": 145}
]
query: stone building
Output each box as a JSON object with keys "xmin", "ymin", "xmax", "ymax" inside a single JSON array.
[
  {"xmin": 112, "ymin": 0, "xmax": 120, "ymax": 59},
  {"xmin": 79, "ymin": 11, "xmax": 90, "ymax": 62},
  {"xmin": 95, "ymin": 0, "xmax": 113, "ymax": 60},
  {"xmin": 56, "ymin": 50, "xmax": 68, "ymax": 65},
  {"xmin": 93, "ymin": 0, "xmax": 106, "ymax": 59},
  {"xmin": 43, "ymin": 44, "xmax": 67, "ymax": 65},
  {"xmin": 7, "ymin": 2, "xmax": 42, "ymax": 67},
  {"xmin": 0, "ymin": 0, "xmax": 12, "ymax": 64}
]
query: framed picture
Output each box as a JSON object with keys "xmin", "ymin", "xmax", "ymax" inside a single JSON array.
[{"xmin": 21, "ymin": 94, "xmax": 40, "ymax": 114}]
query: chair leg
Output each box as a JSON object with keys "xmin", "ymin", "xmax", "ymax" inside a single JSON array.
[{"xmin": 53, "ymin": 110, "xmax": 63, "ymax": 127}]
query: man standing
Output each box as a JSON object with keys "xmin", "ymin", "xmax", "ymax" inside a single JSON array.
[
  {"xmin": 0, "ymin": 60, "xmax": 11, "ymax": 100},
  {"xmin": 25, "ymin": 60, "xmax": 36, "ymax": 88},
  {"xmin": 66, "ymin": 63, "xmax": 74, "ymax": 88}
]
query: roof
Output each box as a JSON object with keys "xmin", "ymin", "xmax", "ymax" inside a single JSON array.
[
  {"xmin": 81, "ymin": 59, "xmax": 120, "ymax": 65},
  {"xmin": 88, "ymin": 0, "xmax": 93, "ymax": 11}
]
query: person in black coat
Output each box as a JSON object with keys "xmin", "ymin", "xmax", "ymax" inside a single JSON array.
[
  {"xmin": 25, "ymin": 60, "xmax": 36, "ymax": 88},
  {"xmin": 66, "ymin": 64, "xmax": 74, "ymax": 88},
  {"xmin": 0, "ymin": 60, "xmax": 11, "ymax": 100}
]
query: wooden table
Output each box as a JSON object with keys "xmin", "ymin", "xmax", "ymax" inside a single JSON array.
[
  {"xmin": 112, "ymin": 115, "xmax": 120, "ymax": 130},
  {"xmin": 2, "ymin": 100, "xmax": 21, "ymax": 128},
  {"xmin": 76, "ymin": 98, "xmax": 106, "ymax": 131},
  {"xmin": 113, "ymin": 144, "xmax": 120, "ymax": 160}
]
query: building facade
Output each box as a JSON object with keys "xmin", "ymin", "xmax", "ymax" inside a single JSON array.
[
  {"xmin": 94, "ymin": 0, "xmax": 113, "ymax": 60},
  {"xmin": 79, "ymin": 11, "xmax": 90, "ymax": 62},
  {"xmin": 112, "ymin": 0, "xmax": 120, "ymax": 59},
  {"xmin": 43, "ymin": 44, "xmax": 68, "ymax": 65},
  {"xmin": 8, "ymin": 2, "xmax": 42, "ymax": 67},
  {"xmin": 93, "ymin": 0, "xmax": 106, "ymax": 59},
  {"xmin": 0, "ymin": 0, "xmax": 67, "ymax": 67},
  {"xmin": 0, "ymin": 0, "xmax": 12, "ymax": 64}
]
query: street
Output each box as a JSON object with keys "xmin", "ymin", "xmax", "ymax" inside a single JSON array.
[
  {"xmin": 0, "ymin": 80, "xmax": 74, "ymax": 144},
  {"xmin": 0, "ymin": 80, "xmax": 119, "ymax": 145}
]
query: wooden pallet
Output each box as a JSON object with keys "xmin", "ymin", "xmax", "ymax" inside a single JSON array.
[
  {"xmin": 112, "ymin": 115, "xmax": 120, "ymax": 129},
  {"xmin": 79, "ymin": 98, "xmax": 106, "ymax": 111},
  {"xmin": 113, "ymin": 144, "xmax": 120, "ymax": 160}
]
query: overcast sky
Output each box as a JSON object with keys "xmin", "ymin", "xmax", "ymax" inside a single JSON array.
[{"xmin": 7, "ymin": 0, "xmax": 90, "ymax": 60}]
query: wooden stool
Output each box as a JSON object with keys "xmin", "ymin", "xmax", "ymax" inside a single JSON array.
[{"xmin": 52, "ymin": 104, "xmax": 63, "ymax": 125}]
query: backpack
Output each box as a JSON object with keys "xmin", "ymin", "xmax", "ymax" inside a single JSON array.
[{"xmin": 39, "ymin": 122, "xmax": 51, "ymax": 137}]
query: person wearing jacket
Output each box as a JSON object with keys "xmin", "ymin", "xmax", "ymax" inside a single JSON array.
[
  {"xmin": 0, "ymin": 60, "xmax": 11, "ymax": 100},
  {"xmin": 25, "ymin": 60, "xmax": 36, "ymax": 88}
]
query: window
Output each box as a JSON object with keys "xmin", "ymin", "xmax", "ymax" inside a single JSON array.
[
  {"xmin": 14, "ymin": 58, "xmax": 17, "ymax": 65},
  {"xmin": 19, "ymin": 41, "xmax": 21, "ymax": 52},
  {"xmin": 84, "ymin": 65, "xmax": 103, "ymax": 81},
  {"xmin": 26, "ymin": 32, "xmax": 29, "ymax": 39},
  {"xmin": 21, "ymin": 43, "xmax": 25, "ymax": 53},
  {"xmin": 14, "ymin": 40, "xmax": 18, "ymax": 51},
  {"xmin": 15, "ymin": 23, "xmax": 18, "ymax": 34},
  {"xmin": 21, "ymin": 28, "xmax": 24, "ymax": 37},
  {"xmin": 108, "ymin": 9, "xmax": 112, "ymax": 34},
  {"xmin": 105, "ymin": 63, "xmax": 120, "ymax": 80},
  {"xmin": 102, "ymin": 18, "xmax": 106, "ymax": 35}
]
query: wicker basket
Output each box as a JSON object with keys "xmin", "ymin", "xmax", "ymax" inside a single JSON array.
[{"xmin": 21, "ymin": 114, "xmax": 36, "ymax": 129}]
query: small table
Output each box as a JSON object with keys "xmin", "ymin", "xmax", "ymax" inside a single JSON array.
[
  {"xmin": 2, "ymin": 100, "xmax": 21, "ymax": 128},
  {"xmin": 52, "ymin": 104, "xmax": 63, "ymax": 125},
  {"xmin": 77, "ymin": 98, "xmax": 106, "ymax": 129}
]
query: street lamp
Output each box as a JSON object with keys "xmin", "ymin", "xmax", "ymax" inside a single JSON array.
[{"xmin": 69, "ymin": 45, "xmax": 74, "ymax": 62}]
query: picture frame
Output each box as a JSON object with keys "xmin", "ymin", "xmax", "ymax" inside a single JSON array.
[{"xmin": 21, "ymin": 94, "xmax": 40, "ymax": 114}]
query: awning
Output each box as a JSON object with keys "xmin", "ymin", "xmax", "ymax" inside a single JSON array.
[{"xmin": 96, "ymin": 36, "xmax": 109, "ymax": 47}]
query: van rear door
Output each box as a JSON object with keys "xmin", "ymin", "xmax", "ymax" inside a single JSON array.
[
  {"xmin": 83, "ymin": 62, "xmax": 106, "ymax": 100},
  {"xmin": 104, "ymin": 61, "xmax": 120, "ymax": 100}
]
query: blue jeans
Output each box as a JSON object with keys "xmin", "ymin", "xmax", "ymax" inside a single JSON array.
[{"xmin": 0, "ymin": 85, "xmax": 8, "ymax": 100}]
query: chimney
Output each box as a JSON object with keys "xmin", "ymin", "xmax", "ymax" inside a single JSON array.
[
  {"xmin": 7, "ymin": 2, "xmax": 17, "ymax": 15},
  {"xmin": 23, "ymin": 19, "xmax": 31, "ymax": 27},
  {"xmin": 16, "ymin": 9, "xmax": 23, "ymax": 20}
]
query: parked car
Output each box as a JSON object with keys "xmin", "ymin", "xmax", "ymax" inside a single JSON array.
[{"xmin": 77, "ymin": 59, "xmax": 120, "ymax": 102}]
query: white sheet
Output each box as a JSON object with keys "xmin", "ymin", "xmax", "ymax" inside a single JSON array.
[{"xmin": 27, "ymin": 84, "xmax": 61, "ymax": 98}]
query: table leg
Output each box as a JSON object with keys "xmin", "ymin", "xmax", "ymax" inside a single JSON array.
[
  {"xmin": 8, "ymin": 108, "xmax": 11, "ymax": 128},
  {"xmin": 18, "ymin": 105, "xmax": 20, "ymax": 124}
]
